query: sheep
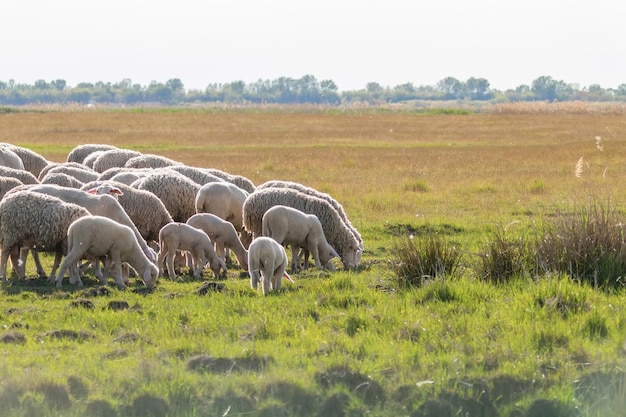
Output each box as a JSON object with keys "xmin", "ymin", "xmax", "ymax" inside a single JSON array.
[
  {"xmin": 255, "ymin": 180, "xmax": 363, "ymax": 260},
  {"xmin": 248, "ymin": 237, "xmax": 293, "ymax": 296},
  {"xmin": 0, "ymin": 147, "xmax": 25, "ymax": 170},
  {"xmin": 261, "ymin": 205, "xmax": 339, "ymax": 272},
  {"xmin": 0, "ymin": 144, "xmax": 49, "ymax": 177},
  {"xmin": 166, "ymin": 165, "xmax": 225, "ymax": 186},
  {"xmin": 92, "ymin": 149, "xmax": 143, "ymax": 173},
  {"xmin": 242, "ymin": 187, "xmax": 361, "ymax": 270},
  {"xmin": 130, "ymin": 171, "xmax": 200, "ymax": 223},
  {"xmin": 40, "ymin": 172, "xmax": 84, "ymax": 189},
  {"xmin": 66, "ymin": 143, "xmax": 118, "ymax": 164},
  {"xmin": 124, "ymin": 154, "xmax": 182, "ymax": 169},
  {"xmin": 0, "ymin": 166, "xmax": 39, "ymax": 184},
  {"xmin": 204, "ymin": 168, "xmax": 256, "ymax": 193},
  {"xmin": 186, "ymin": 213, "xmax": 249, "ymax": 270},
  {"xmin": 109, "ymin": 171, "xmax": 150, "ymax": 185},
  {"xmin": 156, "ymin": 222, "xmax": 227, "ymax": 280},
  {"xmin": 0, "ymin": 177, "xmax": 23, "ymax": 200},
  {"xmin": 195, "ymin": 181, "xmax": 249, "ymax": 233},
  {"xmin": 81, "ymin": 180, "xmax": 173, "ymax": 244},
  {"xmin": 0, "ymin": 190, "xmax": 90, "ymax": 282},
  {"xmin": 55, "ymin": 215, "xmax": 159, "ymax": 289},
  {"xmin": 38, "ymin": 162, "xmax": 94, "ymax": 181},
  {"xmin": 19, "ymin": 184, "xmax": 157, "ymax": 262},
  {"xmin": 42, "ymin": 164, "xmax": 99, "ymax": 184}
]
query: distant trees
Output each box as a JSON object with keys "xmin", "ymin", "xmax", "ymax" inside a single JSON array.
[{"xmin": 0, "ymin": 75, "xmax": 625, "ymax": 106}]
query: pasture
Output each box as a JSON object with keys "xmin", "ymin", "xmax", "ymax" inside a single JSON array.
[{"xmin": 1, "ymin": 106, "xmax": 626, "ymax": 416}]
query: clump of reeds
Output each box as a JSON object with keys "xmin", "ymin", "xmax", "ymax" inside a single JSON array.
[
  {"xmin": 476, "ymin": 225, "xmax": 533, "ymax": 284},
  {"xmin": 389, "ymin": 232, "xmax": 462, "ymax": 288},
  {"xmin": 534, "ymin": 200, "xmax": 626, "ymax": 289}
]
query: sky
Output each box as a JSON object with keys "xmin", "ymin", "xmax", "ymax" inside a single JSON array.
[{"xmin": 2, "ymin": 0, "xmax": 624, "ymax": 92}]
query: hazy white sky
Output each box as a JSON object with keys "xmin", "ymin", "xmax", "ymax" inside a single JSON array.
[{"xmin": 2, "ymin": 0, "xmax": 624, "ymax": 91}]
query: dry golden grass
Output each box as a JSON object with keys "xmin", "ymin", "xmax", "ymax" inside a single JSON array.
[{"xmin": 1, "ymin": 109, "xmax": 625, "ymax": 237}]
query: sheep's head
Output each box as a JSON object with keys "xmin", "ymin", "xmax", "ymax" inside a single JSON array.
[{"xmin": 142, "ymin": 264, "xmax": 159, "ymax": 288}]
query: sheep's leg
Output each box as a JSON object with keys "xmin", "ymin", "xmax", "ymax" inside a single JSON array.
[
  {"xmin": 0, "ymin": 246, "xmax": 14, "ymax": 283},
  {"xmin": 156, "ymin": 241, "xmax": 168, "ymax": 277},
  {"xmin": 48, "ymin": 249, "xmax": 64, "ymax": 281},
  {"xmin": 290, "ymin": 245, "xmax": 299, "ymax": 273},
  {"xmin": 110, "ymin": 250, "xmax": 126, "ymax": 289},
  {"xmin": 16, "ymin": 247, "xmax": 30, "ymax": 279},
  {"xmin": 310, "ymin": 246, "xmax": 322, "ymax": 269},
  {"xmin": 166, "ymin": 248, "xmax": 178, "ymax": 280},
  {"xmin": 55, "ymin": 248, "xmax": 85, "ymax": 288},
  {"xmin": 262, "ymin": 261, "xmax": 274, "ymax": 296}
]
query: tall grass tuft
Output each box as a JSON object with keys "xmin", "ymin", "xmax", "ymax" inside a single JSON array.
[
  {"xmin": 534, "ymin": 200, "xmax": 626, "ymax": 289},
  {"xmin": 390, "ymin": 232, "xmax": 462, "ymax": 288},
  {"xmin": 476, "ymin": 225, "xmax": 533, "ymax": 284}
]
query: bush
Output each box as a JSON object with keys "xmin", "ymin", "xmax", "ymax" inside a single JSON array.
[
  {"xmin": 390, "ymin": 232, "xmax": 462, "ymax": 288},
  {"xmin": 477, "ymin": 225, "xmax": 533, "ymax": 284}
]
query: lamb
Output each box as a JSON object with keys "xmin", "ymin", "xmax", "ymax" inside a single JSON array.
[
  {"xmin": 262, "ymin": 205, "xmax": 339, "ymax": 272},
  {"xmin": 81, "ymin": 180, "xmax": 173, "ymax": 244},
  {"xmin": 242, "ymin": 187, "xmax": 361, "ymax": 270},
  {"xmin": 0, "ymin": 190, "xmax": 90, "ymax": 282},
  {"xmin": 195, "ymin": 181, "xmax": 249, "ymax": 234},
  {"xmin": 0, "ymin": 166, "xmax": 39, "ymax": 184},
  {"xmin": 19, "ymin": 184, "xmax": 157, "ymax": 262},
  {"xmin": 66, "ymin": 143, "xmax": 118, "ymax": 164},
  {"xmin": 40, "ymin": 172, "xmax": 84, "ymax": 189},
  {"xmin": 124, "ymin": 154, "xmax": 182, "ymax": 169},
  {"xmin": 186, "ymin": 213, "xmax": 248, "ymax": 270},
  {"xmin": 0, "ymin": 144, "xmax": 49, "ymax": 177},
  {"xmin": 55, "ymin": 215, "xmax": 159, "ymax": 289},
  {"xmin": 156, "ymin": 222, "xmax": 227, "ymax": 280},
  {"xmin": 248, "ymin": 237, "xmax": 293, "ymax": 296},
  {"xmin": 130, "ymin": 171, "xmax": 200, "ymax": 223},
  {"xmin": 0, "ymin": 147, "xmax": 25, "ymax": 170},
  {"xmin": 204, "ymin": 168, "xmax": 256, "ymax": 193},
  {"xmin": 92, "ymin": 149, "xmax": 143, "ymax": 173}
]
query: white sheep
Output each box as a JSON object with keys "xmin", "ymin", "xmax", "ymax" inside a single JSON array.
[
  {"xmin": 66, "ymin": 143, "xmax": 118, "ymax": 164},
  {"xmin": 0, "ymin": 190, "xmax": 90, "ymax": 282},
  {"xmin": 0, "ymin": 147, "xmax": 25, "ymax": 170},
  {"xmin": 156, "ymin": 222, "xmax": 227, "ymax": 280},
  {"xmin": 0, "ymin": 166, "xmax": 39, "ymax": 184},
  {"xmin": 248, "ymin": 236, "xmax": 293, "ymax": 296},
  {"xmin": 81, "ymin": 180, "xmax": 173, "ymax": 244},
  {"xmin": 92, "ymin": 149, "xmax": 143, "ymax": 173},
  {"xmin": 124, "ymin": 154, "xmax": 182, "ymax": 169},
  {"xmin": 0, "ymin": 177, "xmax": 23, "ymax": 200},
  {"xmin": 195, "ymin": 181, "xmax": 249, "ymax": 237},
  {"xmin": 20, "ymin": 184, "xmax": 157, "ymax": 262},
  {"xmin": 186, "ymin": 213, "xmax": 249, "ymax": 271},
  {"xmin": 55, "ymin": 215, "xmax": 159, "ymax": 289},
  {"xmin": 242, "ymin": 187, "xmax": 361, "ymax": 270},
  {"xmin": 0, "ymin": 144, "xmax": 49, "ymax": 178},
  {"xmin": 130, "ymin": 171, "xmax": 200, "ymax": 223},
  {"xmin": 42, "ymin": 164, "xmax": 99, "ymax": 184},
  {"xmin": 40, "ymin": 172, "xmax": 85, "ymax": 189},
  {"xmin": 261, "ymin": 205, "xmax": 339, "ymax": 272},
  {"xmin": 166, "ymin": 165, "xmax": 226, "ymax": 186}
]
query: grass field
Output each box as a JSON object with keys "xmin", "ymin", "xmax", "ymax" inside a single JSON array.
[{"xmin": 1, "ymin": 106, "xmax": 626, "ymax": 416}]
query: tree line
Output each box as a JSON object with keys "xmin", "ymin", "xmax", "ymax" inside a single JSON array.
[{"xmin": 0, "ymin": 75, "xmax": 625, "ymax": 106}]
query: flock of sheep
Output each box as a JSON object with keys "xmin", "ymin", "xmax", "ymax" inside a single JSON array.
[{"xmin": 0, "ymin": 143, "xmax": 363, "ymax": 295}]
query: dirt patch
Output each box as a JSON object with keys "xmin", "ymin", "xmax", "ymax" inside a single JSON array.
[
  {"xmin": 45, "ymin": 329, "xmax": 93, "ymax": 341},
  {"xmin": 107, "ymin": 300, "xmax": 130, "ymax": 311},
  {"xmin": 315, "ymin": 365, "xmax": 385, "ymax": 406},
  {"xmin": 0, "ymin": 331, "xmax": 26, "ymax": 344},
  {"xmin": 70, "ymin": 299, "xmax": 95, "ymax": 309},
  {"xmin": 127, "ymin": 393, "xmax": 169, "ymax": 417},
  {"xmin": 39, "ymin": 382, "xmax": 72, "ymax": 410},
  {"xmin": 85, "ymin": 399, "xmax": 118, "ymax": 417},
  {"xmin": 195, "ymin": 281, "xmax": 226, "ymax": 295},
  {"xmin": 82, "ymin": 286, "xmax": 110, "ymax": 297}
]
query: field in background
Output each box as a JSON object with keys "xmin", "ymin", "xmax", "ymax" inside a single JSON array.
[{"xmin": 1, "ymin": 107, "xmax": 626, "ymax": 416}]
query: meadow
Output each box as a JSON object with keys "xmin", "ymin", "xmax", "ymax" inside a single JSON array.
[{"xmin": 0, "ymin": 104, "xmax": 626, "ymax": 416}]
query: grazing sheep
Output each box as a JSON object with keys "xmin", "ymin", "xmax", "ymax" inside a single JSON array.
[
  {"xmin": 0, "ymin": 166, "xmax": 39, "ymax": 184},
  {"xmin": 0, "ymin": 144, "xmax": 49, "ymax": 177},
  {"xmin": 187, "ymin": 213, "xmax": 249, "ymax": 270},
  {"xmin": 0, "ymin": 177, "xmax": 23, "ymax": 200},
  {"xmin": 166, "ymin": 165, "xmax": 225, "ymax": 186},
  {"xmin": 248, "ymin": 236, "xmax": 293, "ymax": 296},
  {"xmin": 124, "ymin": 154, "xmax": 182, "ymax": 169},
  {"xmin": 55, "ymin": 215, "xmax": 159, "ymax": 289},
  {"xmin": 204, "ymin": 168, "xmax": 256, "ymax": 193},
  {"xmin": 0, "ymin": 190, "xmax": 90, "ymax": 282},
  {"xmin": 156, "ymin": 222, "xmax": 226, "ymax": 280},
  {"xmin": 131, "ymin": 171, "xmax": 200, "ymax": 223},
  {"xmin": 0, "ymin": 147, "xmax": 25, "ymax": 170},
  {"xmin": 81, "ymin": 180, "xmax": 173, "ymax": 244},
  {"xmin": 20, "ymin": 184, "xmax": 156, "ymax": 262},
  {"xmin": 40, "ymin": 172, "xmax": 84, "ymax": 189},
  {"xmin": 38, "ymin": 162, "xmax": 93, "ymax": 181},
  {"xmin": 66, "ymin": 143, "xmax": 118, "ymax": 164},
  {"xmin": 109, "ymin": 171, "xmax": 150, "ymax": 185},
  {"xmin": 92, "ymin": 149, "xmax": 143, "ymax": 173},
  {"xmin": 242, "ymin": 188, "xmax": 361, "ymax": 270},
  {"xmin": 262, "ymin": 205, "xmax": 339, "ymax": 272},
  {"xmin": 96, "ymin": 166, "xmax": 150, "ymax": 181},
  {"xmin": 42, "ymin": 164, "xmax": 99, "ymax": 184}
]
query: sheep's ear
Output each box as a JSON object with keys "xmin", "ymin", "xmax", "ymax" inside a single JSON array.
[
  {"xmin": 109, "ymin": 187, "xmax": 123, "ymax": 196},
  {"xmin": 86, "ymin": 188, "xmax": 98, "ymax": 194},
  {"xmin": 283, "ymin": 271, "xmax": 295, "ymax": 283}
]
